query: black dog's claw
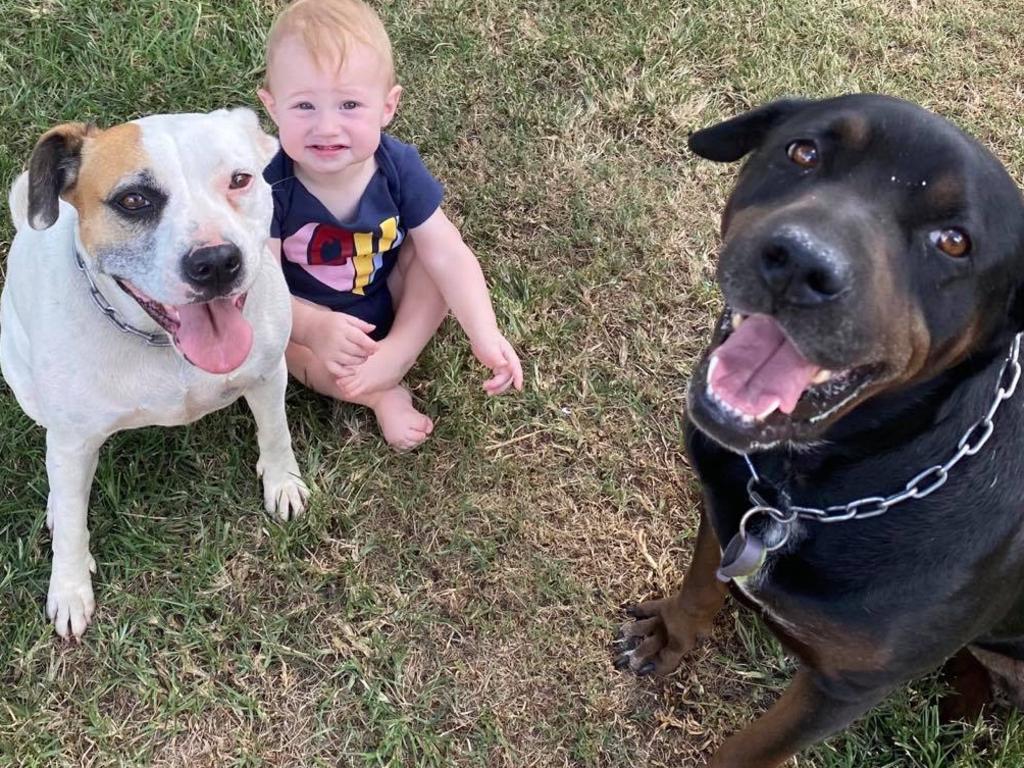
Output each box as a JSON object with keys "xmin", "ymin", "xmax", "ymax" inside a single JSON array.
[
  {"xmin": 612, "ymin": 632, "xmax": 641, "ymax": 650},
  {"xmin": 637, "ymin": 661, "xmax": 656, "ymax": 676},
  {"xmin": 624, "ymin": 604, "xmax": 646, "ymax": 619},
  {"xmin": 613, "ymin": 655, "xmax": 631, "ymax": 672}
]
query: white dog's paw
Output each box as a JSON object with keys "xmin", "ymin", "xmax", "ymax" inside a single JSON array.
[
  {"xmin": 47, "ymin": 559, "xmax": 96, "ymax": 639},
  {"xmin": 257, "ymin": 458, "xmax": 309, "ymax": 522},
  {"xmin": 263, "ymin": 473, "xmax": 310, "ymax": 522}
]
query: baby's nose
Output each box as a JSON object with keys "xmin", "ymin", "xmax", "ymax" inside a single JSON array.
[{"xmin": 316, "ymin": 111, "xmax": 343, "ymax": 133}]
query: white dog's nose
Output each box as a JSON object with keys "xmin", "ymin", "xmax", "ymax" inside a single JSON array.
[{"xmin": 182, "ymin": 244, "xmax": 243, "ymax": 293}]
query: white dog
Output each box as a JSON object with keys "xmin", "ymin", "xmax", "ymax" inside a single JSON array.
[{"xmin": 1, "ymin": 109, "xmax": 309, "ymax": 638}]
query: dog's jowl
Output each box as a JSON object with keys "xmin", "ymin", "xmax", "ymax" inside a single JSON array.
[
  {"xmin": 614, "ymin": 94, "xmax": 1024, "ymax": 767},
  {"xmin": 1, "ymin": 109, "xmax": 309, "ymax": 638}
]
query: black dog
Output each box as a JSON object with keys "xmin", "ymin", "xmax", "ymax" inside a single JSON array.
[{"xmin": 614, "ymin": 94, "xmax": 1024, "ymax": 767}]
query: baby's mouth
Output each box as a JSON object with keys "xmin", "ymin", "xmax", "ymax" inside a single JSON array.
[{"xmin": 310, "ymin": 144, "xmax": 347, "ymax": 151}]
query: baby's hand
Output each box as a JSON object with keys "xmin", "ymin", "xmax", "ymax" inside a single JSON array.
[
  {"xmin": 471, "ymin": 330, "xmax": 524, "ymax": 395},
  {"xmin": 309, "ymin": 312, "xmax": 378, "ymax": 377}
]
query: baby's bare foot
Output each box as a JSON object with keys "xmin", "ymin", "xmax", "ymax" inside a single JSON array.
[
  {"xmin": 337, "ymin": 343, "xmax": 409, "ymax": 398},
  {"xmin": 371, "ymin": 387, "xmax": 433, "ymax": 450}
]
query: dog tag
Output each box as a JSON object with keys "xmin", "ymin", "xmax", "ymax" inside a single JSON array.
[{"xmin": 716, "ymin": 532, "xmax": 767, "ymax": 582}]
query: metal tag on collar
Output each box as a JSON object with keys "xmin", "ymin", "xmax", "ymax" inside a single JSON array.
[
  {"xmin": 716, "ymin": 503, "xmax": 793, "ymax": 583},
  {"xmin": 717, "ymin": 530, "xmax": 768, "ymax": 582}
]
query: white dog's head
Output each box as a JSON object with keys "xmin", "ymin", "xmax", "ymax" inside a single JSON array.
[{"xmin": 25, "ymin": 108, "xmax": 278, "ymax": 374}]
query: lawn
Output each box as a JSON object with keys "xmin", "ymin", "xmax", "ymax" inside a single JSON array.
[{"xmin": 2, "ymin": 0, "xmax": 1024, "ymax": 766}]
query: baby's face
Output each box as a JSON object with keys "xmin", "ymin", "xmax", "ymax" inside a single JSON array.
[{"xmin": 259, "ymin": 35, "xmax": 400, "ymax": 178}]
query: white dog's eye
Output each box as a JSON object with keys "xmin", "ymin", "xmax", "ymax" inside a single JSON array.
[
  {"xmin": 116, "ymin": 192, "xmax": 151, "ymax": 212},
  {"xmin": 229, "ymin": 172, "xmax": 253, "ymax": 190}
]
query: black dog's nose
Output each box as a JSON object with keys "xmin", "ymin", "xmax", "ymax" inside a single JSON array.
[
  {"xmin": 759, "ymin": 230, "xmax": 850, "ymax": 306},
  {"xmin": 182, "ymin": 244, "xmax": 242, "ymax": 292}
]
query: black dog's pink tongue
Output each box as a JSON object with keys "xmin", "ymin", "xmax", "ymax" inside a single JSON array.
[
  {"xmin": 708, "ymin": 314, "xmax": 820, "ymax": 417},
  {"xmin": 175, "ymin": 299, "xmax": 253, "ymax": 374}
]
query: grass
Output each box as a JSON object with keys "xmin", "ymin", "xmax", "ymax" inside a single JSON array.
[{"xmin": 2, "ymin": 0, "xmax": 1024, "ymax": 765}]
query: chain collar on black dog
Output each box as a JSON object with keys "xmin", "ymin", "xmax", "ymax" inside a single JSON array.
[
  {"xmin": 74, "ymin": 248, "xmax": 172, "ymax": 348},
  {"xmin": 717, "ymin": 332, "xmax": 1024, "ymax": 582}
]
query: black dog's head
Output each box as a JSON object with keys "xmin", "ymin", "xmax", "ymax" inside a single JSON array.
[{"xmin": 686, "ymin": 94, "xmax": 1024, "ymax": 452}]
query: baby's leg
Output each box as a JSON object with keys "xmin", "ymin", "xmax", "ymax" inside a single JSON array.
[
  {"xmin": 287, "ymin": 342, "xmax": 433, "ymax": 450},
  {"xmin": 336, "ymin": 240, "xmax": 448, "ymax": 398}
]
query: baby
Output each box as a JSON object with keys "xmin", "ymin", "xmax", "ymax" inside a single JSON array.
[{"xmin": 259, "ymin": 0, "xmax": 523, "ymax": 450}]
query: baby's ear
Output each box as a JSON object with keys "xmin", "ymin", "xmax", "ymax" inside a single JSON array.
[
  {"xmin": 228, "ymin": 106, "xmax": 279, "ymax": 165},
  {"xmin": 381, "ymin": 84, "xmax": 403, "ymax": 128},
  {"xmin": 257, "ymin": 88, "xmax": 276, "ymax": 119}
]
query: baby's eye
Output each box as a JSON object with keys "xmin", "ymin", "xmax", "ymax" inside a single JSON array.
[
  {"xmin": 293, "ymin": 101, "xmax": 314, "ymax": 111},
  {"xmin": 341, "ymin": 100, "xmax": 360, "ymax": 110}
]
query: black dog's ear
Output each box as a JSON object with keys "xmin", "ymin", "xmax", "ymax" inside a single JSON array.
[
  {"xmin": 1007, "ymin": 281, "xmax": 1024, "ymax": 331},
  {"xmin": 27, "ymin": 122, "xmax": 95, "ymax": 230},
  {"xmin": 688, "ymin": 99, "xmax": 812, "ymax": 162},
  {"xmin": 1003, "ymin": 227, "xmax": 1024, "ymax": 330}
]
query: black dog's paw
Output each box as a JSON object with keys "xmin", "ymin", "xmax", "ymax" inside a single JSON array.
[
  {"xmin": 610, "ymin": 622, "xmax": 643, "ymax": 671},
  {"xmin": 611, "ymin": 598, "xmax": 694, "ymax": 677}
]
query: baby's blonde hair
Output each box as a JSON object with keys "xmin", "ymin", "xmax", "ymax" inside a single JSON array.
[{"xmin": 265, "ymin": 0, "xmax": 395, "ymax": 87}]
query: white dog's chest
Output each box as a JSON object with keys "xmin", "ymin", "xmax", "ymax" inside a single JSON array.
[{"xmin": 115, "ymin": 371, "xmax": 257, "ymax": 429}]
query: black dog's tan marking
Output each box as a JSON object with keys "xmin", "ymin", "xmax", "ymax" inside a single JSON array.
[{"xmin": 613, "ymin": 94, "xmax": 1024, "ymax": 767}]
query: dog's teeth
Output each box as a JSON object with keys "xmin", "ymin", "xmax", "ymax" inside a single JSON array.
[
  {"xmin": 812, "ymin": 369, "xmax": 833, "ymax": 385},
  {"xmin": 731, "ymin": 312, "xmax": 745, "ymax": 330},
  {"xmin": 757, "ymin": 399, "xmax": 781, "ymax": 420},
  {"xmin": 707, "ymin": 354, "xmax": 719, "ymax": 383}
]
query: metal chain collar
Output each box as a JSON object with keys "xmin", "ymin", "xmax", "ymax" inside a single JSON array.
[
  {"xmin": 741, "ymin": 331, "xmax": 1023, "ymax": 553},
  {"xmin": 74, "ymin": 248, "xmax": 172, "ymax": 347}
]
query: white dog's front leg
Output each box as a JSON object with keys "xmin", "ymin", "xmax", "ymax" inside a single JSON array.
[
  {"xmin": 45, "ymin": 430, "xmax": 103, "ymax": 639},
  {"xmin": 244, "ymin": 359, "xmax": 309, "ymax": 521}
]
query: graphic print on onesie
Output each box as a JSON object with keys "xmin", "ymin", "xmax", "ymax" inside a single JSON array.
[{"xmin": 281, "ymin": 216, "xmax": 402, "ymax": 296}]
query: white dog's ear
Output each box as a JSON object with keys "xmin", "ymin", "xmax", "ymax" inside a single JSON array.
[
  {"xmin": 228, "ymin": 107, "xmax": 279, "ymax": 166},
  {"xmin": 27, "ymin": 122, "xmax": 96, "ymax": 230}
]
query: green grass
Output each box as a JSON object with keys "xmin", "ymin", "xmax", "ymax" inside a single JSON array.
[{"xmin": 2, "ymin": 0, "xmax": 1024, "ymax": 766}]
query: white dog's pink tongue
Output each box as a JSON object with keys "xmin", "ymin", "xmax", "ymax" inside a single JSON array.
[
  {"xmin": 709, "ymin": 314, "xmax": 820, "ymax": 417},
  {"xmin": 175, "ymin": 299, "xmax": 253, "ymax": 374}
]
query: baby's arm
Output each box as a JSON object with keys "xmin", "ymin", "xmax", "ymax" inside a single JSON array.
[
  {"xmin": 408, "ymin": 212, "xmax": 523, "ymax": 394},
  {"xmin": 269, "ymin": 237, "xmax": 378, "ymax": 377}
]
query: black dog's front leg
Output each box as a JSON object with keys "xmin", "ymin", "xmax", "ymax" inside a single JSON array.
[
  {"xmin": 708, "ymin": 667, "xmax": 892, "ymax": 768},
  {"xmin": 614, "ymin": 510, "xmax": 729, "ymax": 675}
]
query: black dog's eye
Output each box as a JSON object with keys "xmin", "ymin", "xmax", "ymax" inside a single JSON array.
[
  {"xmin": 786, "ymin": 140, "xmax": 819, "ymax": 168},
  {"xmin": 931, "ymin": 228, "xmax": 971, "ymax": 258},
  {"xmin": 229, "ymin": 172, "xmax": 253, "ymax": 190},
  {"xmin": 116, "ymin": 192, "xmax": 151, "ymax": 212}
]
